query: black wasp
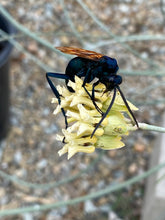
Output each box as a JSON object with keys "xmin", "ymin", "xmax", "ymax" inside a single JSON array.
[{"xmin": 46, "ymin": 47, "xmax": 138, "ymax": 137}]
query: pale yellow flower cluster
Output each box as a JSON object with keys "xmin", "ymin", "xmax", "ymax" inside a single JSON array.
[{"xmin": 52, "ymin": 76, "xmax": 138, "ymax": 159}]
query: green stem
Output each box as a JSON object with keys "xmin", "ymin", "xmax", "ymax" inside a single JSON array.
[
  {"xmin": 139, "ymin": 123, "xmax": 165, "ymax": 133},
  {"xmin": 130, "ymin": 122, "xmax": 165, "ymax": 133},
  {"xmin": 0, "ymin": 4, "xmax": 67, "ymax": 56},
  {"xmin": 0, "ymin": 161, "xmax": 165, "ymax": 217}
]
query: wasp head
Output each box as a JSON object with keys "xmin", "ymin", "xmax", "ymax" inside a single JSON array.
[{"xmin": 101, "ymin": 75, "xmax": 122, "ymax": 92}]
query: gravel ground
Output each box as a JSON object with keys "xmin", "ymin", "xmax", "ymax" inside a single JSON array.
[{"xmin": 0, "ymin": 1, "xmax": 165, "ymax": 219}]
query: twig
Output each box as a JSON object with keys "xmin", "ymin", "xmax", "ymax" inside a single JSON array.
[
  {"xmin": 133, "ymin": 98, "xmax": 165, "ymax": 106},
  {"xmin": 0, "ymin": 151, "xmax": 104, "ymax": 190},
  {"xmin": 75, "ymin": 0, "xmax": 159, "ymax": 69},
  {"xmin": 131, "ymin": 82, "xmax": 165, "ymax": 99},
  {"xmin": 0, "ymin": 30, "xmax": 52, "ymax": 71},
  {"xmin": 59, "ymin": 0, "xmax": 84, "ymax": 44},
  {"xmin": 0, "ymin": 4, "xmax": 68, "ymax": 57},
  {"xmin": 0, "ymin": 161, "xmax": 165, "ymax": 216},
  {"xmin": 2, "ymin": 32, "xmax": 165, "ymax": 44},
  {"xmin": 160, "ymin": 0, "xmax": 165, "ymax": 23},
  {"xmin": 85, "ymin": 34, "xmax": 165, "ymax": 49},
  {"xmin": 121, "ymin": 69, "xmax": 165, "ymax": 76}
]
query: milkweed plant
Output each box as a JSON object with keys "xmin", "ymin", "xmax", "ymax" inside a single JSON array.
[
  {"xmin": 51, "ymin": 76, "xmax": 140, "ymax": 159},
  {"xmin": 50, "ymin": 76, "xmax": 165, "ymax": 159}
]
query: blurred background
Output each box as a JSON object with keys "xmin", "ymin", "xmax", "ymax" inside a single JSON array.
[{"xmin": 0, "ymin": 0, "xmax": 165, "ymax": 219}]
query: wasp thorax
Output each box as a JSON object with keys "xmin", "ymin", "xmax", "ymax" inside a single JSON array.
[{"xmin": 100, "ymin": 56, "xmax": 119, "ymax": 73}]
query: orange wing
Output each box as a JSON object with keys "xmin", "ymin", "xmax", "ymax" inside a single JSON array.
[{"xmin": 56, "ymin": 46, "xmax": 104, "ymax": 61}]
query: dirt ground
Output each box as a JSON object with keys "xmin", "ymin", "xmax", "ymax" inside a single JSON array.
[{"xmin": 0, "ymin": 1, "xmax": 165, "ymax": 219}]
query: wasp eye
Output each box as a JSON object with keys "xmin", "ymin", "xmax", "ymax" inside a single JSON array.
[{"xmin": 114, "ymin": 75, "xmax": 122, "ymax": 85}]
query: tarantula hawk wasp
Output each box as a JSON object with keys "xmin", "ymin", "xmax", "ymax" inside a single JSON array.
[{"xmin": 46, "ymin": 47, "xmax": 139, "ymax": 138}]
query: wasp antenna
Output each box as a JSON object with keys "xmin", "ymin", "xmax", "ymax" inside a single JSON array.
[
  {"xmin": 116, "ymin": 86, "xmax": 139, "ymax": 128},
  {"xmin": 91, "ymin": 87, "xmax": 117, "ymax": 138}
]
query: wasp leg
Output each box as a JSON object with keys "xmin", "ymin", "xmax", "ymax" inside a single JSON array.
[
  {"xmin": 91, "ymin": 81, "xmax": 104, "ymax": 115},
  {"xmin": 46, "ymin": 72, "xmax": 70, "ymax": 128},
  {"xmin": 116, "ymin": 86, "xmax": 139, "ymax": 128},
  {"xmin": 81, "ymin": 70, "xmax": 103, "ymax": 115},
  {"xmin": 83, "ymin": 83, "xmax": 103, "ymax": 115},
  {"xmin": 91, "ymin": 87, "xmax": 117, "ymax": 138}
]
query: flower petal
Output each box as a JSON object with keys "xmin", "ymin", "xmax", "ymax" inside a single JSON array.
[
  {"xmin": 68, "ymin": 145, "xmax": 95, "ymax": 159},
  {"xmin": 96, "ymin": 135, "xmax": 125, "ymax": 150}
]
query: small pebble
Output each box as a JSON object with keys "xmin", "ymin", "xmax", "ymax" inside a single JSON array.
[
  {"xmin": 128, "ymin": 163, "xmax": 138, "ymax": 174},
  {"xmin": 27, "ymin": 42, "xmax": 38, "ymax": 54},
  {"xmin": 37, "ymin": 159, "xmax": 48, "ymax": 169},
  {"xmin": 84, "ymin": 200, "xmax": 97, "ymax": 213},
  {"xmin": 134, "ymin": 143, "xmax": 145, "ymax": 152},
  {"xmin": 108, "ymin": 150, "xmax": 117, "ymax": 158}
]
